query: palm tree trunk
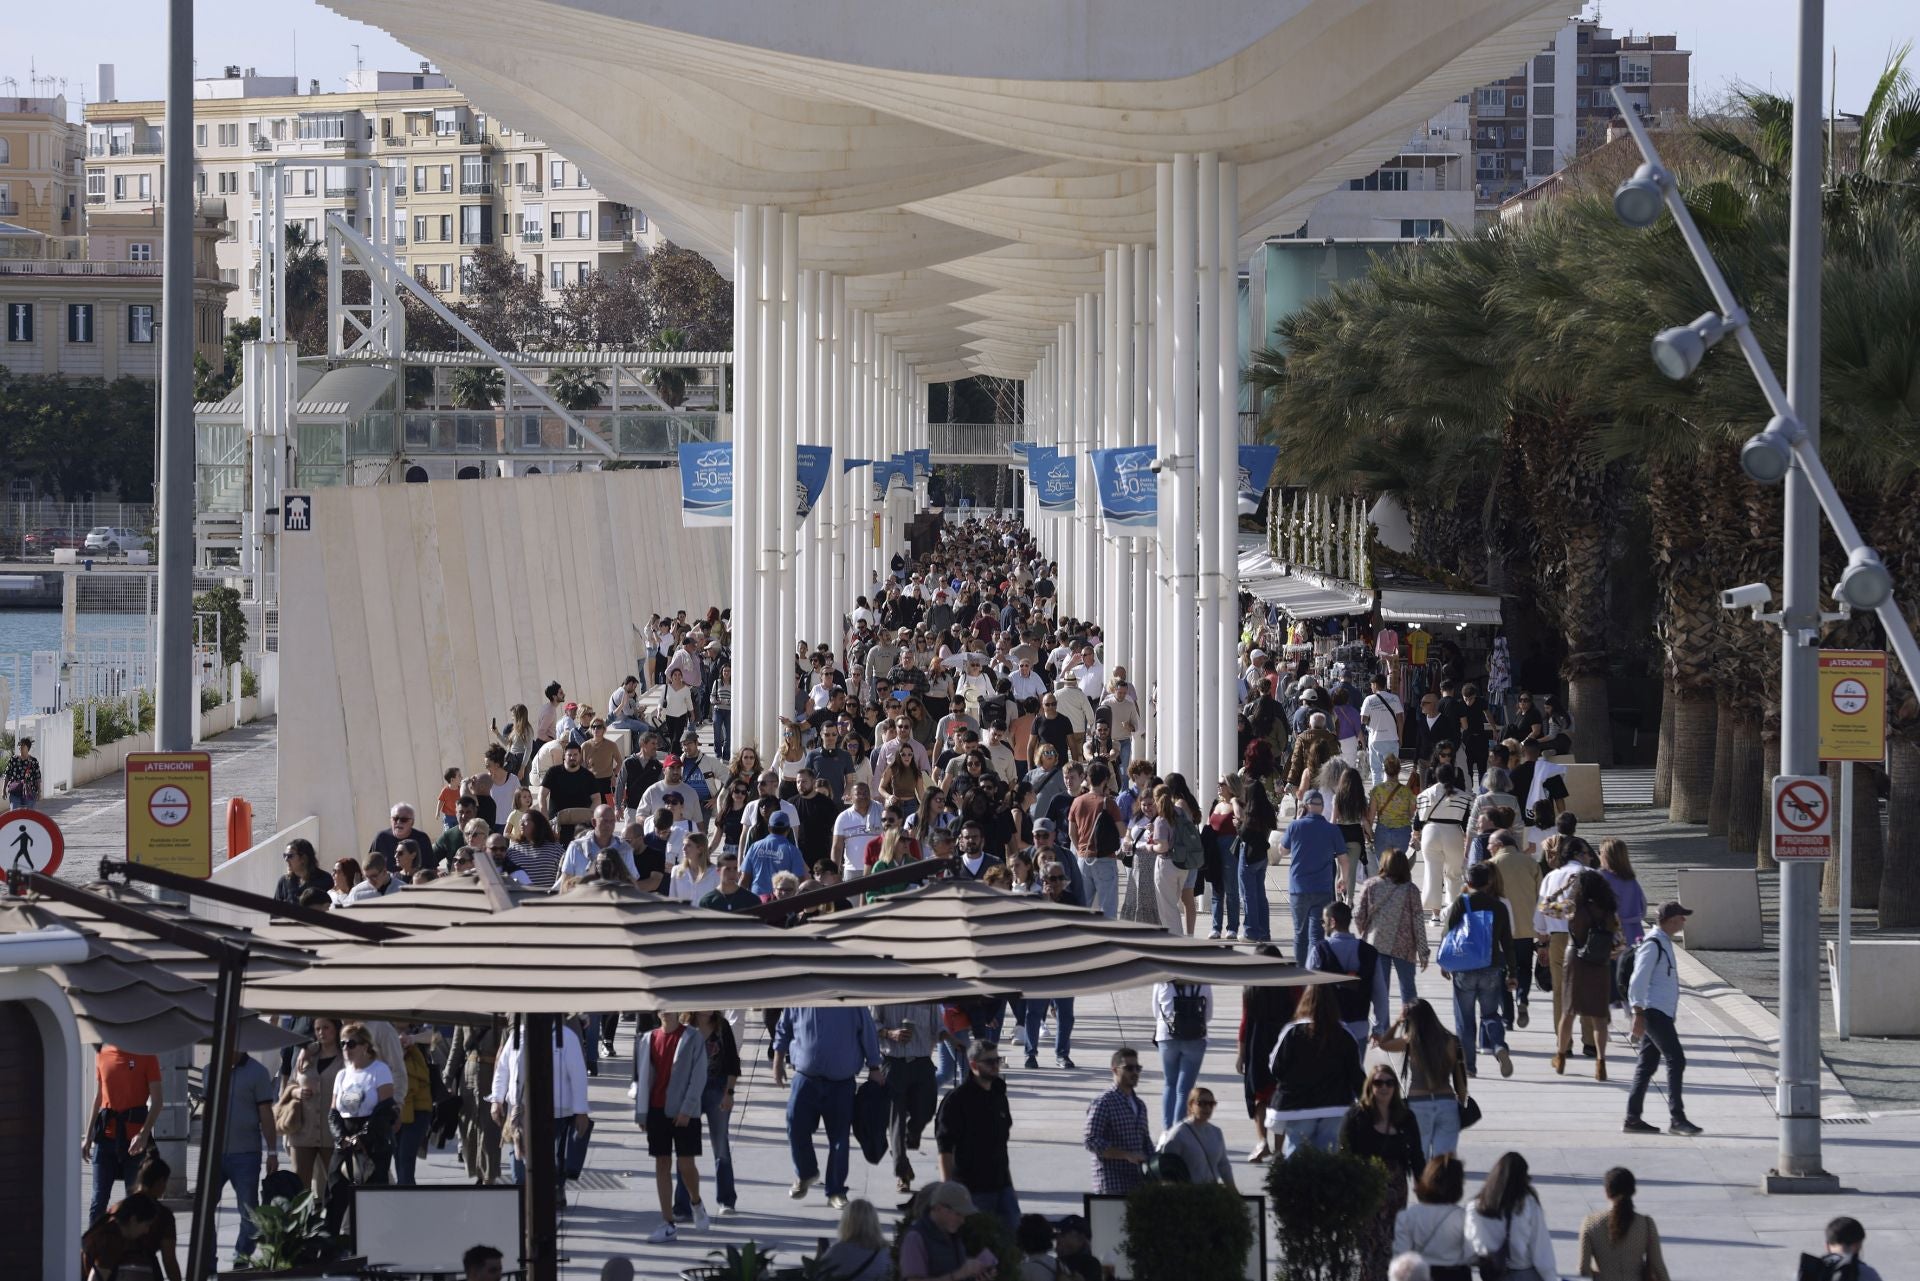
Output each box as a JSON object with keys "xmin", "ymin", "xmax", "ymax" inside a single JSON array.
[
  {"xmin": 1726, "ymin": 708, "xmax": 1763, "ymax": 858},
  {"xmin": 1707, "ymin": 695, "xmax": 1735, "ymax": 837},
  {"xmin": 1758, "ymin": 731, "xmax": 1782, "ymax": 871},
  {"xmin": 1567, "ymin": 674, "xmax": 1611, "ymax": 767},
  {"xmin": 1852, "ymin": 764, "xmax": 1884, "ymax": 912},
  {"xmin": 1653, "ymin": 681, "xmax": 1675, "ymax": 809},
  {"xmin": 1667, "ymin": 692, "xmax": 1717, "ymax": 823},
  {"xmin": 1880, "ymin": 737, "xmax": 1920, "ymax": 927}
]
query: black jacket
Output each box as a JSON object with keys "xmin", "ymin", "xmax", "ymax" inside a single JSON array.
[
  {"xmin": 1268, "ymin": 1022, "xmax": 1363, "ymax": 1114},
  {"xmin": 935, "ymin": 1074, "xmax": 1014, "ymax": 1192}
]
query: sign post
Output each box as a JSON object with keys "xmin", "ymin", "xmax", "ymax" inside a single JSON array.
[
  {"xmin": 1, "ymin": 809, "xmax": 64, "ymax": 877},
  {"xmin": 1817, "ymin": 649, "xmax": 1885, "ymax": 1042},
  {"xmin": 126, "ymin": 752, "xmax": 213, "ymax": 878},
  {"xmin": 1771, "ymin": 775, "xmax": 1833, "ymax": 863}
]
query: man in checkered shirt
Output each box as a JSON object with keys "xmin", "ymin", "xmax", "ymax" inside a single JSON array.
[{"xmin": 1082, "ymin": 1047, "xmax": 1151, "ymax": 1193}]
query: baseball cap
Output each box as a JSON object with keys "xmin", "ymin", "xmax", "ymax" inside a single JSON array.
[
  {"xmin": 770, "ymin": 812, "xmax": 793, "ymax": 831},
  {"xmin": 926, "ymin": 1182, "xmax": 978, "ymax": 1216},
  {"xmin": 1033, "ymin": 817, "xmax": 1057, "ymax": 834},
  {"xmin": 564, "ymin": 701, "xmax": 578, "ymax": 711},
  {"xmin": 1054, "ymin": 1214, "xmax": 1090, "ymax": 1237},
  {"xmin": 1657, "ymin": 900, "xmax": 1693, "ymax": 923},
  {"xmin": 1303, "ymin": 790, "xmax": 1326, "ymax": 809},
  {"xmin": 662, "ymin": 754, "xmax": 681, "ymax": 767}
]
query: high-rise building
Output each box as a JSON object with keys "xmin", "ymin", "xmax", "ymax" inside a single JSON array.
[
  {"xmin": 81, "ymin": 65, "xmax": 662, "ymax": 331},
  {"xmin": 1287, "ymin": 99, "xmax": 1474, "ymax": 242},
  {"xmin": 1469, "ymin": 18, "xmax": 1690, "ymax": 216},
  {"xmin": 0, "ymin": 93, "xmax": 85, "ymax": 238}
]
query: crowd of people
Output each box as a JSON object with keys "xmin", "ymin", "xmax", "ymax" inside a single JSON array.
[{"xmin": 76, "ymin": 511, "xmax": 1886, "ymax": 1281}]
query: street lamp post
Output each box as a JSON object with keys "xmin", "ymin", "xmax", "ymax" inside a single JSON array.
[{"xmin": 1610, "ymin": 1, "xmax": 1920, "ymax": 1191}]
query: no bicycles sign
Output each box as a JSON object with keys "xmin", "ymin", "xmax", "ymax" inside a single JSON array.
[{"xmin": 1771, "ymin": 774, "xmax": 1833, "ymax": 861}]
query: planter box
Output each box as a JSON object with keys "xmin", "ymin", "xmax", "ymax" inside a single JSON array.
[
  {"xmin": 1676, "ymin": 867, "xmax": 1764, "ymax": 951},
  {"xmin": 72, "ymin": 731, "xmax": 155, "ymax": 787},
  {"xmin": 1826, "ymin": 939, "xmax": 1920, "ymax": 1036}
]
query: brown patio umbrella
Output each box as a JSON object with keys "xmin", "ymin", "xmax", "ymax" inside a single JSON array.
[
  {"xmin": 0, "ymin": 903, "xmax": 298, "ymax": 1054},
  {"xmin": 795, "ymin": 880, "xmax": 1350, "ymax": 997},
  {"xmin": 241, "ymin": 881, "xmax": 1000, "ymax": 1020},
  {"xmin": 251, "ymin": 874, "xmax": 545, "ymax": 952}
]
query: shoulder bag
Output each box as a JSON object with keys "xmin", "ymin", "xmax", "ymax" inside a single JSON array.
[
  {"xmin": 272, "ymin": 1080, "xmax": 305, "ymax": 1136},
  {"xmin": 1475, "ymin": 1209, "xmax": 1511, "ymax": 1281}
]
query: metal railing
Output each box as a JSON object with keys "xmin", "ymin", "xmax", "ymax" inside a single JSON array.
[
  {"xmin": 927, "ymin": 422, "xmax": 1024, "ymax": 456},
  {"xmin": 460, "ymin": 180, "xmax": 494, "ymax": 194},
  {"xmin": 0, "ymin": 259, "xmax": 162, "ymax": 276},
  {"xmin": 0, "ymin": 501, "xmax": 156, "ymax": 559},
  {"xmin": 458, "ymin": 230, "xmax": 492, "ymax": 245},
  {"xmin": 0, "ymin": 200, "xmax": 17, "ymax": 216},
  {"xmin": 519, "ymin": 228, "xmax": 544, "ymax": 243},
  {"xmin": 354, "ymin": 409, "xmax": 723, "ymax": 459}
]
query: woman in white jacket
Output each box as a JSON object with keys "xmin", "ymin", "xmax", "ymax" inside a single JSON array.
[
  {"xmin": 1392, "ymin": 1155, "xmax": 1476, "ymax": 1281},
  {"xmin": 1464, "ymin": 1152, "xmax": 1556, "ymax": 1281},
  {"xmin": 632, "ymin": 1012, "xmax": 711, "ymax": 1243}
]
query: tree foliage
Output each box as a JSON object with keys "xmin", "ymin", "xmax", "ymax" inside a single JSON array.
[{"xmin": 0, "ymin": 366, "xmax": 156, "ymax": 499}]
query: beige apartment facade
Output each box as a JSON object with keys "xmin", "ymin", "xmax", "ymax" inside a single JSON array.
[
  {"xmin": 83, "ymin": 66, "xmax": 660, "ymax": 332},
  {"xmin": 0, "ymin": 94, "xmax": 85, "ymax": 238}
]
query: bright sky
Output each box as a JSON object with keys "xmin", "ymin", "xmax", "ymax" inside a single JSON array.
[{"xmin": 4, "ymin": 0, "xmax": 1914, "ymax": 116}]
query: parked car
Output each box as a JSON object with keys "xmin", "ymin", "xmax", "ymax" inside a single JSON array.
[
  {"xmin": 23, "ymin": 526, "xmax": 80, "ymax": 555},
  {"xmin": 84, "ymin": 526, "xmax": 152, "ymax": 554}
]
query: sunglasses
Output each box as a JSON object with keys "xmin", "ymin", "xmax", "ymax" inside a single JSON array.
[{"xmin": 344, "ymin": 1039, "xmax": 369, "ymax": 1049}]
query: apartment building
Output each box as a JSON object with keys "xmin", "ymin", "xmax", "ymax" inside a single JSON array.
[
  {"xmin": 1469, "ymin": 18, "xmax": 1690, "ymax": 216},
  {"xmin": 82, "ymin": 65, "xmax": 659, "ymax": 331},
  {"xmin": 1290, "ymin": 98, "xmax": 1474, "ymax": 240},
  {"xmin": 0, "ymin": 93, "xmax": 85, "ymax": 238},
  {"xmin": 0, "ymin": 203, "xmax": 229, "ymax": 379}
]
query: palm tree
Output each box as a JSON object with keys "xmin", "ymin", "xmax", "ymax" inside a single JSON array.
[
  {"xmin": 646, "ymin": 326, "xmax": 701, "ymax": 410},
  {"xmin": 546, "ymin": 365, "xmax": 605, "ymax": 411},
  {"xmin": 449, "ymin": 366, "xmax": 504, "ymax": 410}
]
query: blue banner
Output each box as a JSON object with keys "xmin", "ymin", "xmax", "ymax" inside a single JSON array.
[
  {"xmin": 1036, "ymin": 450, "xmax": 1077, "ymax": 515},
  {"xmin": 1023, "ymin": 446, "xmax": 1054, "ymax": 490},
  {"xmin": 871, "ymin": 459, "xmax": 909, "ymax": 502},
  {"xmin": 1238, "ymin": 444, "xmax": 1280, "ymax": 516},
  {"xmin": 1090, "ymin": 445, "xmax": 1158, "ymax": 530},
  {"xmin": 907, "ymin": 448, "xmax": 931, "ymax": 482},
  {"xmin": 842, "ymin": 457, "xmax": 872, "ymax": 474},
  {"xmin": 796, "ymin": 444, "xmax": 832, "ymax": 522},
  {"xmin": 678, "ymin": 442, "xmax": 733, "ymax": 527}
]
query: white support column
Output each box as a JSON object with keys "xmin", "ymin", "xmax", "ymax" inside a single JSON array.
[
  {"xmin": 829, "ymin": 278, "xmax": 850, "ymax": 653},
  {"xmin": 1152, "ymin": 162, "xmax": 1174, "ymax": 764},
  {"xmin": 1109, "ymin": 243, "xmax": 1135, "ymax": 692},
  {"xmin": 733, "ymin": 205, "xmax": 764, "ymax": 755},
  {"xmin": 1131, "ymin": 243, "xmax": 1152, "ymax": 761},
  {"xmin": 1079, "ymin": 288, "xmax": 1102, "ymax": 631},
  {"xmin": 776, "ymin": 213, "xmax": 800, "ymax": 736},
  {"xmin": 795, "ymin": 266, "xmax": 816, "ymax": 655},
  {"xmin": 1215, "ymin": 160, "xmax": 1241, "ymax": 781},
  {"xmin": 1167, "ymin": 153, "xmax": 1199, "ymax": 782},
  {"xmin": 1195, "ymin": 151, "xmax": 1221, "ymax": 798},
  {"xmin": 1057, "ymin": 320, "xmax": 1075, "ymax": 611},
  {"xmin": 755, "ymin": 208, "xmax": 781, "ymax": 757}
]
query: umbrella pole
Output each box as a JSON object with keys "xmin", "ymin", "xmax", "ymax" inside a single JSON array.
[
  {"xmin": 187, "ymin": 948, "xmax": 246, "ymax": 1280},
  {"xmin": 524, "ymin": 1014, "xmax": 559, "ymax": 1281}
]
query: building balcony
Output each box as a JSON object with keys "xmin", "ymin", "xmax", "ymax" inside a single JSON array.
[
  {"xmin": 0, "ymin": 200, "xmax": 17, "ymax": 216},
  {"xmin": 460, "ymin": 180, "xmax": 494, "ymax": 195},
  {"xmin": 458, "ymin": 231, "xmax": 493, "ymax": 246},
  {"xmin": 253, "ymin": 137, "xmax": 273, "ymax": 151},
  {"xmin": 324, "ymin": 185, "xmax": 358, "ymax": 199},
  {"xmin": 88, "ymin": 141, "xmax": 165, "ymax": 158},
  {"xmin": 519, "ymin": 182, "xmax": 543, "ymax": 196},
  {"xmin": 382, "ymin": 134, "xmax": 409, "ymax": 148},
  {"xmin": 519, "ymin": 228, "xmax": 544, "ymax": 243},
  {"xmin": 0, "ymin": 260, "xmax": 163, "ymax": 277}
]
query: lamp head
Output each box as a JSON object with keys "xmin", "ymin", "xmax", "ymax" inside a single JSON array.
[
  {"xmin": 1613, "ymin": 163, "xmax": 1669, "ymax": 228},
  {"xmin": 1650, "ymin": 311, "xmax": 1729, "ymax": 381},
  {"xmin": 1836, "ymin": 547, "xmax": 1893, "ymax": 611},
  {"xmin": 1739, "ymin": 415, "xmax": 1801, "ymax": 485}
]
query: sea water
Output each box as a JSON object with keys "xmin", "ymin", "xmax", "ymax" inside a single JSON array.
[{"xmin": 0, "ymin": 611, "xmax": 150, "ymax": 718}]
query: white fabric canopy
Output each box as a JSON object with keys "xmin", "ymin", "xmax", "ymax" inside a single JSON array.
[
  {"xmin": 1238, "ymin": 548, "xmax": 1370, "ymax": 619},
  {"xmin": 1378, "ymin": 587, "xmax": 1503, "ymax": 626}
]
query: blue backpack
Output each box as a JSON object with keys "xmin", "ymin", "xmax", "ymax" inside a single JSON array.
[{"xmin": 1437, "ymin": 895, "xmax": 1495, "ymax": 972}]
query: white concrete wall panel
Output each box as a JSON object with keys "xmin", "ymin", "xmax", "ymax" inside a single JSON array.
[{"xmin": 280, "ymin": 470, "xmax": 728, "ymax": 853}]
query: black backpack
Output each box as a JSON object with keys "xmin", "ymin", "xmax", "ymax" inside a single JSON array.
[{"xmin": 1169, "ymin": 985, "xmax": 1208, "ymax": 1041}]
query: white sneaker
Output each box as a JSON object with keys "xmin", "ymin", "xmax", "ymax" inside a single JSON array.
[
  {"xmin": 718, "ymin": 1205, "xmax": 738, "ymax": 1218},
  {"xmin": 647, "ymin": 1222, "xmax": 678, "ymax": 1244},
  {"xmin": 691, "ymin": 1203, "xmax": 711, "ymax": 1231}
]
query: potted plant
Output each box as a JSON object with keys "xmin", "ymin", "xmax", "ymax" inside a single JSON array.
[
  {"xmin": 683, "ymin": 1242, "xmax": 780, "ymax": 1281},
  {"xmin": 1266, "ymin": 1145, "xmax": 1386, "ymax": 1281},
  {"xmin": 223, "ymin": 1190, "xmax": 343, "ymax": 1276},
  {"xmin": 1122, "ymin": 1180, "xmax": 1255, "ymax": 1281}
]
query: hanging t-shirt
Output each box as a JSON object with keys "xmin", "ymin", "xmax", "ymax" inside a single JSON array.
[
  {"xmin": 1374, "ymin": 627, "xmax": 1400, "ymax": 658},
  {"xmin": 1404, "ymin": 631, "xmax": 1431, "ymax": 665}
]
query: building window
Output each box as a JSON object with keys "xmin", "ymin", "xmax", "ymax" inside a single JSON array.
[
  {"xmin": 1400, "ymin": 219, "xmax": 1445, "ymax": 238},
  {"xmin": 459, "ymin": 255, "xmax": 475, "ymax": 292},
  {"xmin": 219, "ymin": 122, "xmax": 240, "ymax": 146},
  {"xmin": 67, "ymin": 304, "xmax": 94, "ymax": 344},
  {"xmin": 1477, "ymin": 87, "xmax": 1504, "ymax": 109},
  {"xmin": 1577, "ymin": 62, "xmax": 1589, "ymax": 78},
  {"xmin": 460, "ymin": 155, "xmax": 490, "ymax": 192},
  {"xmin": 195, "ymin": 124, "xmax": 208, "ymax": 147},
  {"xmin": 439, "ymin": 165, "xmax": 452, "ymax": 192},
  {"xmin": 413, "ymin": 165, "xmax": 428, "ymax": 192},
  {"xmin": 632, "ymin": 209, "xmax": 647, "ymax": 233},
  {"xmin": 129, "ymin": 242, "xmax": 152, "ymax": 262},
  {"xmin": 1477, "ymin": 153, "xmax": 1500, "ymax": 173},
  {"xmin": 128, "ymin": 305, "xmax": 155, "ymax": 343},
  {"xmin": 434, "ymin": 108, "xmax": 459, "ymax": 136},
  {"xmin": 550, "ymin": 212, "xmax": 565, "ymax": 240},
  {"xmin": 549, "ymin": 159, "xmax": 566, "ymax": 188},
  {"xmin": 6, "ymin": 303, "xmax": 31, "ymax": 343},
  {"xmin": 296, "ymin": 115, "xmax": 344, "ymax": 141},
  {"xmin": 1532, "ymin": 148, "xmax": 1555, "ymax": 174},
  {"xmin": 576, "ymin": 211, "xmax": 591, "ymax": 239},
  {"xmin": 550, "ymin": 261, "xmax": 564, "ymax": 289},
  {"xmin": 1510, "ymin": 94, "xmax": 1524, "ymax": 109},
  {"xmin": 438, "ymin": 214, "xmax": 453, "ymax": 243},
  {"xmin": 459, "ymin": 204, "xmax": 493, "ymax": 245},
  {"xmin": 1510, "ymin": 125, "xmax": 1526, "ymax": 142},
  {"xmin": 87, "ymin": 168, "xmax": 105, "ymax": 198},
  {"xmin": 248, "ymin": 122, "xmax": 261, "ymax": 145},
  {"xmin": 413, "ymin": 215, "xmax": 429, "ymax": 244},
  {"xmin": 1349, "ymin": 169, "xmax": 1410, "ymax": 192}
]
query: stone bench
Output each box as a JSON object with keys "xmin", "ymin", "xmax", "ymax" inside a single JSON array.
[
  {"xmin": 1559, "ymin": 763, "xmax": 1603, "ymax": 822},
  {"xmin": 1676, "ymin": 867, "xmax": 1764, "ymax": 950},
  {"xmin": 1826, "ymin": 939, "xmax": 1920, "ymax": 1036}
]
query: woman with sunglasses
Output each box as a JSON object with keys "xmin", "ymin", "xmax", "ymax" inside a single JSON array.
[
  {"xmin": 1154, "ymin": 1086, "xmax": 1235, "ymax": 1186},
  {"xmin": 711, "ymin": 780, "xmax": 754, "ymax": 858},
  {"xmin": 325, "ymin": 1023, "xmax": 396, "ymax": 1232},
  {"xmin": 1342, "ymin": 1064, "xmax": 1424, "ymax": 1280},
  {"xmin": 275, "ymin": 839, "xmax": 332, "ymax": 905}
]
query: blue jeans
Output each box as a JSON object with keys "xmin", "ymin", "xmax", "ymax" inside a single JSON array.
[
  {"xmin": 786, "ymin": 1072, "xmax": 855, "ymax": 1196},
  {"xmin": 1238, "ymin": 844, "xmax": 1270, "ymax": 942},
  {"xmin": 676, "ymin": 1076, "xmax": 737, "ymax": 1214},
  {"xmin": 88, "ymin": 1136, "xmax": 139, "ymax": 1226},
  {"xmin": 214, "ymin": 1150, "xmax": 264, "ymax": 1261},
  {"xmin": 1290, "ymin": 888, "xmax": 1334, "ymax": 967},
  {"xmin": 1021, "ymin": 998, "xmax": 1076, "ymax": 1062},
  {"xmin": 1373, "ymin": 824, "xmax": 1411, "ymax": 861},
  {"xmin": 1373, "ymin": 955, "xmax": 1419, "ymax": 1036},
  {"xmin": 1410, "ymin": 1096, "xmax": 1461, "ymax": 1160},
  {"xmin": 1282, "ymin": 1115, "xmax": 1344, "ymax": 1157},
  {"xmin": 1080, "ymin": 854, "xmax": 1119, "ymax": 919},
  {"xmin": 1209, "ymin": 865, "xmax": 1241, "ymax": 936},
  {"xmin": 939, "ymin": 1027, "xmax": 971, "ymax": 1087},
  {"xmin": 712, "ymin": 709, "xmax": 731, "ymax": 762},
  {"xmin": 1451, "ymin": 966, "xmax": 1508, "ymax": 1075},
  {"xmin": 393, "ymin": 1115, "xmax": 430, "ymax": 1186},
  {"xmin": 973, "ymin": 1185, "xmax": 1022, "ymax": 1237},
  {"xmin": 509, "ymin": 1124, "xmax": 568, "ymax": 1189},
  {"xmin": 1158, "ymin": 1038, "xmax": 1207, "ymax": 1131},
  {"xmin": 1367, "ymin": 739, "xmax": 1400, "ymax": 786}
]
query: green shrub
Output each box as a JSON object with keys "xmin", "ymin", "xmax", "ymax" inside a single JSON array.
[
  {"xmin": 1267, "ymin": 1144, "xmax": 1387, "ymax": 1281},
  {"xmin": 192, "ymin": 584, "xmax": 249, "ymax": 668},
  {"xmin": 240, "ymin": 665, "xmax": 259, "ymax": 699},
  {"xmin": 1124, "ymin": 1179, "xmax": 1255, "ymax": 1281},
  {"xmin": 200, "ymin": 684, "xmax": 226, "ymax": 713}
]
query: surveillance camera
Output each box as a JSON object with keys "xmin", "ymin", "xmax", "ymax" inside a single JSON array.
[
  {"xmin": 1719, "ymin": 583, "xmax": 1772, "ymax": 611},
  {"xmin": 1148, "ymin": 457, "xmax": 1165, "ymax": 474}
]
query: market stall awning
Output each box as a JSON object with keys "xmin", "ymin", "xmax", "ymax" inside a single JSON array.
[
  {"xmin": 241, "ymin": 882, "xmax": 1000, "ymax": 1020},
  {"xmin": 1378, "ymin": 587, "xmax": 1504, "ymax": 627},
  {"xmin": 796, "ymin": 881, "xmax": 1347, "ymax": 999},
  {"xmin": 1237, "ymin": 549, "xmax": 1372, "ymax": 620}
]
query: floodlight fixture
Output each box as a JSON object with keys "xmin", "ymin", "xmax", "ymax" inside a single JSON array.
[
  {"xmin": 1738, "ymin": 414, "xmax": 1802, "ymax": 485},
  {"xmin": 1612, "ymin": 162, "xmax": 1669, "ymax": 228},
  {"xmin": 1650, "ymin": 311, "xmax": 1734, "ymax": 380},
  {"xmin": 1837, "ymin": 546, "xmax": 1894, "ymax": 611}
]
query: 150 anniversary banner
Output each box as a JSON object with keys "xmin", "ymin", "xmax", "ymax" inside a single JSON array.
[
  {"xmin": 678, "ymin": 443, "xmax": 834, "ymax": 527},
  {"xmin": 1089, "ymin": 445, "xmax": 1157, "ymax": 530}
]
